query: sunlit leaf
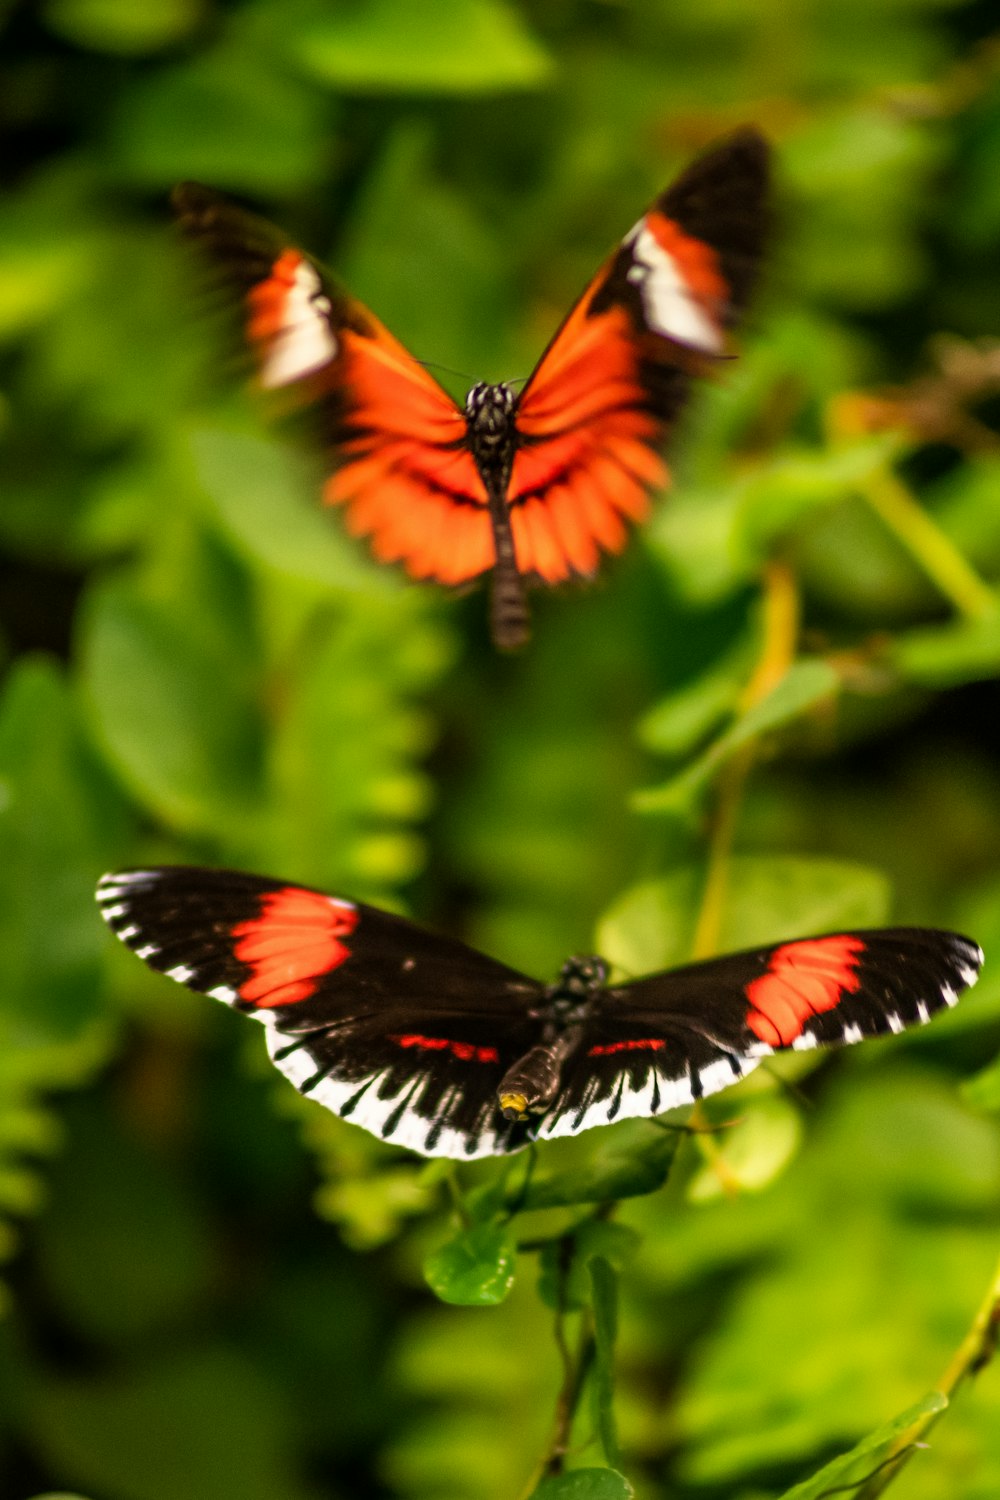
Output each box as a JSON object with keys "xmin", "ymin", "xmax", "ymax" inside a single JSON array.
[
  {"xmin": 776, "ymin": 1392, "xmax": 946, "ymax": 1499},
  {"xmin": 530, "ymin": 1468, "xmax": 634, "ymax": 1499},
  {"xmin": 424, "ymin": 1221, "xmax": 517, "ymax": 1306},
  {"xmin": 293, "ymin": 0, "xmax": 552, "ymax": 94}
]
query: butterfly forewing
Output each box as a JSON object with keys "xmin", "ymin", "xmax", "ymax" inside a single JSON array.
[
  {"xmin": 506, "ymin": 129, "xmax": 770, "ymax": 587},
  {"xmin": 97, "ymin": 867, "xmax": 541, "ymax": 1157},
  {"xmin": 531, "ymin": 928, "xmax": 983, "ymax": 1144}
]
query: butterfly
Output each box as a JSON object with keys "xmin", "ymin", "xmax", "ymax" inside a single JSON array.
[
  {"xmin": 96, "ymin": 865, "xmax": 982, "ymax": 1159},
  {"xmin": 172, "ymin": 129, "xmax": 770, "ymax": 649}
]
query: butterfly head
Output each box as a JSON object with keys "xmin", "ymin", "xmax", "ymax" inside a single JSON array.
[
  {"xmin": 556, "ymin": 954, "xmax": 609, "ymax": 996},
  {"xmin": 465, "ymin": 381, "xmax": 516, "ymax": 450}
]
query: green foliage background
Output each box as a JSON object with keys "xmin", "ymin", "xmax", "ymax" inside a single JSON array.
[{"xmin": 3, "ymin": 0, "xmax": 1000, "ymax": 1496}]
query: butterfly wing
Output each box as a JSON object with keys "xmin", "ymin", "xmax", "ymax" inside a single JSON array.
[
  {"xmin": 532, "ymin": 929, "xmax": 982, "ymax": 1142},
  {"xmin": 507, "ymin": 128, "xmax": 770, "ymax": 585},
  {"xmin": 97, "ymin": 867, "xmax": 544, "ymax": 1157},
  {"xmin": 172, "ymin": 185, "xmax": 497, "ymax": 591}
]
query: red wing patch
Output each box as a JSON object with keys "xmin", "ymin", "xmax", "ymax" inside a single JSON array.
[
  {"xmin": 232, "ymin": 888, "xmax": 359, "ymax": 1008},
  {"xmin": 588, "ymin": 1038, "xmax": 667, "ymax": 1057},
  {"xmin": 392, "ymin": 1034, "xmax": 500, "ymax": 1064},
  {"xmin": 744, "ymin": 936, "xmax": 865, "ymax": 1047}
]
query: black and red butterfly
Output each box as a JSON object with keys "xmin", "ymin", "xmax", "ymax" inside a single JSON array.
[
  {"xmin": 172, "ymin": 130, "xmax": 770, "ymax": 649},
  {"xmin": 96, "ymin": 866, "xmax": 982, "ymax": 1159}
]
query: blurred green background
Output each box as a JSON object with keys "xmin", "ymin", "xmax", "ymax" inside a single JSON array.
[{"xmin": 3, "ymin": 0, "xmax": 1000, "ymax": 1496}]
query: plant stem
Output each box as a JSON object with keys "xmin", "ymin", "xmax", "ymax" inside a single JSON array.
[
  {"xmin": 861, "ymin": 467, "xmax": 998, "ymax": 622},
  {"xmin": 854, "ymin": 1246, "xmax": 1000, "ymax": 1499}
]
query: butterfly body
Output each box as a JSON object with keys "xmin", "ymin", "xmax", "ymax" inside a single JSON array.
[
  {"xmin": 97, "ymin": 866, "xmax": 982, "ymax": 1160},
  {"xmin": 173, "ymin": 130, "xmax": 770, "ymax": 647}
]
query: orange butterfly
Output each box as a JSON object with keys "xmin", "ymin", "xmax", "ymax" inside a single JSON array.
[{"xmin": 173, "ymin": 130, "xmax": 769, "ymax": 649}]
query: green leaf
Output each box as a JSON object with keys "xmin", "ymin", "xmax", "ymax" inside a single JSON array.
[
  {"xmin": 424, "ymin": 1222, "xmax": 516, "ymax": 1306},
  {"xmin": 638, "ymin": 645, "xmax": 749, "ymax": 756},
  {"xmin": 962, "ymin": 1050, "xmax": 1000, "ymax": 1112},
  {"xmin": 522, "ymin": 1127, "xmax": 679, "ymax": 1210},
  {"xmin": 634, "ymin": 659, "xmax": 840, "ymax": 817},
  {"xmin": 889, "ymin": 614, "xmax": 1000, "ymax": 688},
  {"xmin": 36, "ymin": 1101, "xmax": 215, "ymax": 1343},
  {"xmin": 530, "ymin": 1469, "xmax": 634, "ymax": 1499},
  {"xmin": 538, "ymin": 1223, "xmax": 639, "ymax": 1313},
  {"xmin": 0, "ymin": 657, "xmax": 127, "ymax": 1031},
  {"xmin": 43, "ymin": 0, "xmax": 201, "ymax": 55},
  {"xmin": 588, "ymin": 1258, "xmax": 620, "ymax": 1468},
  {"xmin": 27, "ymin": 1348, "xmax": 317, "ymax": 1500},
  {"xmin": 687, "ymin": 1097, "xmax": 803, "ymax": 1202},
  {"xmin": 776, "ymin": 1392, "xmax": 947, "ymax": 1500},
  {"xmin": 185, "ymin": 427, "xmax": 387, "ymax": 593},
  {"xmin": 80, "ymin": 566, "xmax": 264, "ymax": 836},
  {"xmin": 293, "ymin": 0, "xmax": 552, "ymax": 95},
  {"xmin": 597, "ymin": 856, "xmax": 891, "ymax": 980},
  {"xmin": 113, "ymin": 47, "xmax": 326, "ymax": 191}
]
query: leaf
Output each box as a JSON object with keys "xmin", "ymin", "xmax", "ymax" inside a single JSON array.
[
  {"xmin": 889, "ymin": 614, "xmax": 1000, "ymax": 688},
  {"xmin": 530, "ymin": 1469, "xmax": 634, "ymax": 1499},
  {"xmin": 522, "ymin": 1127, "xmax": 680, "ymax": 1210},
  {"xmin": 638, "ymin": 645, "xmax": 749, "ymax": 756},
  {"xmin": 962, "ymin": 1051, "xmax": 1000, "ymax": 1112},
  {"xmin": 0, "ymin": 657, "xmax": 128, "ymax": 1031},
  {"xmin": 597, "ymin": 856, "xmax": 891, "ymax": 980},
  {"xmin": 424, "ymin": 1222, "xmax": 516, "ymax": 1306},
  {"xmin": 112, "ymin": 48, "xmax": 326, "ymax": 191},
  {"xmin": 42, "ymin": 0, "xmax": 201, "ymax": 55},
  {"xmin": 293, "ymin": 0, "xmax": 552, "ymax": 95},
  {"xmin": 687, "ymin": 1097, "xmax": 803, "ymax": 1202},
  {"xmin": 538, "ymin": 1223, "xmax": 639, "ymax": 1313},
  {"xmin": 588, "ymin": 1258, "xmax": 620, "ymax": 1468},
  {"xmin": 80, "ymin": 561, "xmax": 264, "ymax": 836},
  {"xmin": 633, "ymin": 659, "xmax": 840, "ymax": 818},
  {"xmin": 775, "ymin": 1392, "xmax": 947, "ymax": 1500},
  {"xmin": 185, "ymin": 427, "xmax": 388, "ymax": 593},
  {"xmin": 27, "ymin": 1347, "xmax": 317, "ymax": 1500}
]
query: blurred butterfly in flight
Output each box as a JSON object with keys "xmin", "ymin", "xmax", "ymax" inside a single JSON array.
[
  {"xmin": 172, "ymin": 129, "xmax": 770, "ymax": 648},
  {"xmin": 97, "ymin": 865, "xmax": 981, "ymax": 1160}
]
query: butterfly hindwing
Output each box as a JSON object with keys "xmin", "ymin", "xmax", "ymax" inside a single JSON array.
[{"xmin": 96, "ymin": 867, "xmax": 541, "ymax": 1157}]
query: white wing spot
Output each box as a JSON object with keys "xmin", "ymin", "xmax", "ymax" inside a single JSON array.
[
  {"xmin": 100, "ymin": 903, "xmax": 127, "ymax": 919},
  {"xmin": 623, "ymin": 220, "xmax": 724, "ymax": 354},
  {"xmin": 940, "ymin": 983, "xmax": 958, "ymax": 1008},
  {"xmin": 166, "ymin": 965, "xmax": 195, "ymax": 984},
  {"xmin": 886, "ymin": 1012, "xmax": 904, "ymax": 1034},
  {"xmin": 260, "ymin": 261, "xmax": 337, "ymax": 389},
  {"xmin": 842, "ymin": 1023, "xmax": 864, "ymax": 1044},
  {"xmin": 960, "ymin": 963, "xmax": 981, "ymax": 987},
  {"xmin": 136, "ymin": 944, "xmax": 158, "ymax": 960},
  {"xmin": 792, "ymin": 1031, "xmax": 818, "ymax": 1051},
  {"xmin": 208, "ymin": 985, "xmax": 239, "ymax": 1004},
  {"xmin": 916, "ymin": 1001, "xmax": 931, "ymax": 1024},
  {"xmin": 117, "ymin": 925, "xmax": 138, "ymax": 941}
]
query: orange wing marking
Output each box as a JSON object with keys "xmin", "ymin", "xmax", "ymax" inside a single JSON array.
[{"xmin": 321, "ymin": 318, "xmax": 495, "ymax": 585}]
